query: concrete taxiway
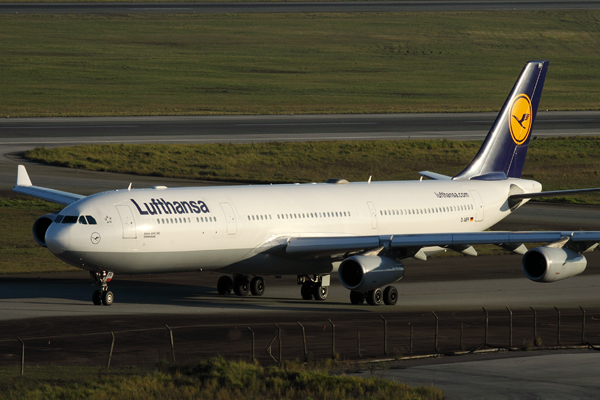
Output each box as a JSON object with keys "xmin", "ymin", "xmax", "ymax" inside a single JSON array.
[{"xmin": 2, "ymin": 0, "xmax": 600, "ymax": 15}]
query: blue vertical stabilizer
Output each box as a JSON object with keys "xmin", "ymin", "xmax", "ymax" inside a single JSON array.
[{"xmin": 453, "ymin": 60, "xmax": 548, "ymax": 180}]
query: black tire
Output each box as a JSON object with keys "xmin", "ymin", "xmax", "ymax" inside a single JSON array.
[
  {"xmin": 92, "ymin": 289, "xmax": 103, "ymax": 305},
  {"xmin": 383, "ymin": 286, "xmax": 398, "ymax": 306},
  {"xmin": 301, "ymin": 282, "xmax": 313, "ymax": 300},
  {"xmin": 102, "ymin": 290, "xmax": 114, "ymax": 306},
  {"xmin": 350, "ymin": 290, "xmax": 365, "ymax": 305},
  {"xmin": 233, "ymin": 276, "xmax": 250, "ymax": 296},
  {"xmin": 366, "ymin": 288, "xmax": 383, "ymax": 306},
  {"xmin": 313, "ymin": 285, "xmax": 329, "ymax": 301},
  {"xmin": 250, "ymin": 277, "xmax": 265, "ymax": 296},
  {"xmin": 217, "ymin": 276, "xmax": 233, "ymax": 295}
]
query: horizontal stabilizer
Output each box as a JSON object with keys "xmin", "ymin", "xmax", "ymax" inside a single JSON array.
[
  {"xmin": 419, "ymin": 171, "xmax": 452, "ymax": 180},
  {"xmin": 13, "ymin": 165, "xmax": 85, "ymax": 206},
  {"xmin": 509, "ymin": 187, "xmax": 600, "ymax": 200}
]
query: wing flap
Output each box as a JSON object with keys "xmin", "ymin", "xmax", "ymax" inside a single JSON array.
[{"xmin": 286, "ymin": 236, "xmax": 380, "ymax": 256}]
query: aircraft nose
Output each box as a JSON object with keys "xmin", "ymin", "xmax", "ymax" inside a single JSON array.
[{"xmin": 45, "ymin": 224, "xmax": 71, "ymax": 255}]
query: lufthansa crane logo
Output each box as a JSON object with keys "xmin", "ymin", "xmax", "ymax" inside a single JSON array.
[{"xmin": 509, "ymin": 94, "xmax": 533, "ymax": 145}]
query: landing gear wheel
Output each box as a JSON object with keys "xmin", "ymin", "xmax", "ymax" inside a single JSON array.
[
  {"xmin": 250, "ymin": 277, "xmax": 265, "ymax": 296},
  {"xmin": 350, "ymin": 290, "xmax": 365, "ymax": 305},
  {"xmin": 313, "ymin": 285, "xmax": 328, "ymax": 301},
  {"xmin": 217, "ymin": 276, "xmax": 233, "ymax": 295},
  {"xmin": 233, "ymin": 276, "xmax": 250, "ymax": 296},
  {"xmin": 301, "ymin": 282, "xmax": 313, "ymax": 300},
  {"xmin": 102, "ymin": 290, "xmax": 114, "ymax": 306},
  {"xmin": 92, "ymin": 290, "xmax": 103, "ymax": 305},
  {"xmin": 383, "ymin": 286, "xmax": 398, "ymax": 306},
  {"xmin": 366, "ymin": 288, "xmax": 383, "ymax": 306}
]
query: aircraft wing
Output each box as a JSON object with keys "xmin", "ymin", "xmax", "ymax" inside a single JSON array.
[
  {"xmin": 12, "ymin": 165, "xmax": 85, "ymax": 206},
  {"xmin": 280, "ymin": 230, "xmax": 600, "ymax": 260}
]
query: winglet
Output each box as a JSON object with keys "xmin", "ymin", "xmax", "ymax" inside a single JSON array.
[
  {"xmin": 16, "ymin": 165, "xmax": 32, "ymax": 187},
  {"xmin": 13, "ymin": 165, "xmax": 86, "ymax": 206}
]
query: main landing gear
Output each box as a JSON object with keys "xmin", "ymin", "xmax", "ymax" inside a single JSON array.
[
  {"xmin": 91, "ymin": 271, "xmax": 114, "ymax": 306},
  {"xmin": 298, "ymin": 274, "xmax": 330, "ymax": 301},
  {"xmin": 349, "ymin": 286, "xmax": 398, "ymax": 306},
  {"xmin": 217, "ymin": 275, "xmax": 265, "ymax": 296}
]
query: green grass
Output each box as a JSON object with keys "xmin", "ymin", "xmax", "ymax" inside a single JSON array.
[
  {"xmin": 0, "ymin": 200, "xmax": 75, "ymax": 274},
  {"xmin": 24, "ymin": 136, "xmax": 600, "ymax": 203},
  {"xmin": 1, "ymin": 11, "xmax": 600, "ymax": 117},
  {"xmin": 0, "ymin": 358, "xmax": 443, "ymax": 400}
]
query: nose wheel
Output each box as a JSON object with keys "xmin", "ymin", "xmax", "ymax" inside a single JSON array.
[{"xmin": 90, "ymin": 271, "xmax": 114, "ymax": 306}]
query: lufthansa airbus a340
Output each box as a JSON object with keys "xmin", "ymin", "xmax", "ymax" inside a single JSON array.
[{"xmin": 14, "ymin": 60, "xmax": 600, "ymax": 306}]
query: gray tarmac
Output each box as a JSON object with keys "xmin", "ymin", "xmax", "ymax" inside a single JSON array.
[
  {"xmin": 2, "ymin": 0, "xmax": 600, "ymax": 15},
  {"xmin": 353, "ymin": 351, "xmax": 600, "ymax": 399}
]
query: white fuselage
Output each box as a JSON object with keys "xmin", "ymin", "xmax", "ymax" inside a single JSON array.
[{"xmin": 44, "ymin": 178, "xmax": 541, "ymax": 275}]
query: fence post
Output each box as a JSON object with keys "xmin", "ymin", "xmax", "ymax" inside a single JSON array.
[
  {"xmin": 530, "ymin": 306, "xmax": 537, "ymax": 345},
  {"xmin": 554, "ymin": 306, "xmax": 561, "ymax": 346},
  {"xmin": 248, "ymin": 327, "xmax": 255, "ymax": 362},
  {"xmin": 580, "ymin": 306, "xmax": 586, "ymax": 344},
  {"xmin": 506, "ymin": 307, "xmax": 513, "ymax": 349},
  {"xmin": 357, "ymin": 329, "xmax": 361, "ymax": 358},
  {"xmin": 483, "ymin": 307, "xmax": 489, "ymax": 347},
  {"xmin": 276, "ymin": 324, "xmax": 282, "ymax": 364},
  {"xmin": 107, "ymin": 331, "xmax": 115, "ymax": 371},
  {"xmin": 328, "ymin": 319, "xmax": 336, "ymax": 359},
  {"xmin": 380, "ymin": 315, "xmax": 388, "ymax": 356},
  {"xmin": 165, "ymin": 325, "xmax": 175, "ymax": 364},
  {"xmin": 409, "ymin": 323, "xmax": 413, "ymax": 354},
  {"xmin": 432, "ymin": 312, "xmax": 439, "ymax": 353},
  {"xmin": 17, "ymin": 338, "xmax": 24, "ymax": 377},
  {"xmin": 297, "ymin": 323, "xmax": 307, "ymax": 362}
]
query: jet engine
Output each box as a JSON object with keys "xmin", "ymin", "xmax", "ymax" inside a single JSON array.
[
  {"xmin": 32, "ymin": 214, "xmax": 56, "ymax": 247},
  {"xmin": 522, "ymin": 246, "xmax": 586, "ymax": 282},
  {"xmin": 338, "ymin": 255, "xmax": 404, "ymax": 292}
]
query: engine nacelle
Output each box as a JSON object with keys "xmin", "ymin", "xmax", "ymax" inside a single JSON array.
[
  {"xmin": 338, "ymin": 255, "xmax": 404, "ymax": 292},
  {"xmin": 33, "ymin": 214, "xmax": 57, "ymax": 247},
  {"xmin": 522, "ymin": 246, "xmax": 587, "ymax": 282}
]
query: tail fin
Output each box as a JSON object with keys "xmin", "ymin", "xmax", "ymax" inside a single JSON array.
[{"xmin": 453, "ymin": 60, "xmax": 548, "ymax": 181}]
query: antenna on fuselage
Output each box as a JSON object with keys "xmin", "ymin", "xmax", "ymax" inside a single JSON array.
[
  {"xmin": 368, "ymin": 176, "xmax": 372, "ymax": 184},
  {"xmin": 127, "ymin": 183, "xmax": 132, "ymax": 191}
]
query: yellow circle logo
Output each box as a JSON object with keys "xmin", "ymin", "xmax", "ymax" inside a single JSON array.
[{"xmin": 509, "ymin": 94, "xmax": 533, "ymax": 145}]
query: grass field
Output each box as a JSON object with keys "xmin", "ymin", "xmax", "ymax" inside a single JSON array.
[
  {"xmin": 0, "ymin": 358, "xmax": 443, "ymax": 400},
  {"xmin": 24, "ymin": 136, "xmax": 600, "ymax": 202},
  {"xmin": 1, "ymin": 11, "xmax": 600, "ymax": 117},
  {"xmin": 0, "ymin": 199, "xmax": 75, "ymax": 274}
]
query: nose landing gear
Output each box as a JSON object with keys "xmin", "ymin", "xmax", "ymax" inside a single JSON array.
[{"xmin": 91, "ymin": 271, "xmax": 114, "ymax": 306}]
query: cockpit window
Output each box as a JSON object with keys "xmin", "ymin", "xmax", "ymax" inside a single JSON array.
[
  {"xmin": 78, "ymin": 216, "xmax": 88, "ymax": 225},
  {"xmin": 86, "ymin": 216, "xmax": 97, "ymax": 225},
  {"xmin": 54, "ymin": 215, "xmax": 64, "ymax": 223},
  {"xmin": 62, "ymin": 216, "xmax": 78, "ymax": 224}
]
